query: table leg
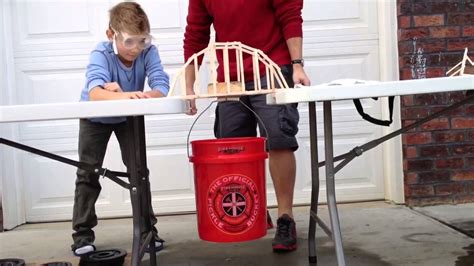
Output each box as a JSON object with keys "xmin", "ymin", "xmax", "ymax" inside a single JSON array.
[
  {"xmin": 126, "ymin": 116, "xmax": 157, "ymax": 266},
  {"xmin": 308, "ymin": 102, "xmax": 320, "ymax": 265},
  {"xmin": 323, "ymin": 102, "xmax": 346, "ymax": 266}
]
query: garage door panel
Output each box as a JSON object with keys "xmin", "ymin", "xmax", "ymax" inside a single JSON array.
[{"xmin": 3, "ymin": 0, "xmax": 387, "ymax": 222}]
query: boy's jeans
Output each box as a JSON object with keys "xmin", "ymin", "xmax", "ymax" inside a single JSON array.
[{"xmin": 71, "ymin": 119, "xmax": 158, "ymax": 250}]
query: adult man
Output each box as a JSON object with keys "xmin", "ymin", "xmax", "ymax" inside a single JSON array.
[{"xmin": 183, "ymin": 0, "xmax": 310, "ymax": 252}]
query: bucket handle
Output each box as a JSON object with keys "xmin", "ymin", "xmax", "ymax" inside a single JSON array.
[
  {"xmin": 187, "ymin": 100, "xmax": 218, "ymax": 158},
  {"xmin": 187, "ymin": 99, "xmax": 271, "ymax": 158}
]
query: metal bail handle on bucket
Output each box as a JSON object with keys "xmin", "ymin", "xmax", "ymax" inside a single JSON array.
[{"xmin": 189, "ymin": 137, "xmax": 268, "ymax": 242}]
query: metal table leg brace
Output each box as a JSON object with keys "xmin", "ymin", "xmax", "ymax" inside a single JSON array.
[
  {"xmin": 307, "ymin": 93, "xmax": 474, "ymax": 266},
  {"xmin": 0, "ymin": 115, "xmax": 157, "ymax": 266},
  {"xmin": 127, "ymin": 116, "xmax": 157, "ymax": 266},
  {"xmin": 306, "ymin": 101, "xmax": 346, "ymax": 266}
]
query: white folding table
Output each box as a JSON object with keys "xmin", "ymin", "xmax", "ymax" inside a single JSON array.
[
  {"xmin": 267, "ymin": 75, "xmax": 474, "ymax": 265},
  {"xmin": 1, "ymin": 75, "xmax": 473, "ymax": 265},
  {"xmin": 0, "ymin": 97, "xmax": 187, "ymax": 265}
]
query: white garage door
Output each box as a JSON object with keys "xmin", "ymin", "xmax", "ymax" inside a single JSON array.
[{"xmin": 1, "ymin": 0, "xmax": 399, "ymax": 226}]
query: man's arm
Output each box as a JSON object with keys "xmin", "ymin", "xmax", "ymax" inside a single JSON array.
[
  {"xmin": 183, "ymin": 0, "xmax": 212, "ymax": 65},
  {"xmin": 182, "ymin": 0, "xmax": 213, "ymax": 115},
  {"xmin": 184, "ymin": 64, "xmax": 198, "ymax": 115},
  {"xmin": 286, "ymin": 37, "xmax": 311, "ymax": 86},
  {"xmin": 272, "ymin": 0, "xmax": 311, "ymax": 86},
  {"xmin": 286, "ymin": 37, "xmax": 303, "ymax": 61}
]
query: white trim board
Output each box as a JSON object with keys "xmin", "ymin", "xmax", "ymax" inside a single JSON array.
[{"xmin": 377, "ymin": 1, "xmax": 404, "ymax": 204}]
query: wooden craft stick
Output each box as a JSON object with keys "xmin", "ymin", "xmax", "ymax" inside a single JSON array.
[
  {"xmin": 168, "ymin": 70, "xmax": 180, "ymax": 96},
  {"xmin": 446, "ymin": 62, "xmax": 462, "ymax": 75},
  {"xmin": 240, "ymin": 43, "xmax": 257, "ymax": 52},
  {"xmin": 256, "ymin": 51, "xmax": 262, "ymax": 91},
  {"xmin": 239, "ymin": 45, "xmax": 246, "ymax": 92},
  {"xmin": 240, "ymin": 45, "xmax": 256, "ymax": 55},
  {"xmin": 170, "ymin": 41, "xmax": 294, "ymax": 99},
  {"xmin": 235, "ymin": 49, "xmax": 241, "ymax": 82},
  {"xmin": 447, "ymin": 48, "xmax": 473, "ymax": 76},
  {"xmin": 254, "ymin": 54, "xmax": 277, "ymax": 89},
  {"xmin": 265, "ymin": 66, "xmax": 270, "ymax": 90},
  {"xmin": 276, "ymin": 66, "xmax": 289, "ymax": 89},
  {"xmin": 170, "ymin": 48, "xmax": 210, "ymax": 96},
  {"xmin": 180, "ymin": 73, "xmax": 187, "ymax": 97},
  {"xmin": 194, "ymin": 57, "xmax": 200, "ymax": 95},
  {"xmin": 270, "ymin": 68, "xmax": 276, "ymax": 91},
  {"xmin": 256, "ymin": 50, "xmax": 287, "ymax": 89},
  {"xmin": 252, "ymin": 51, "xmax": 259, "ymax": 91},
  {"xmin": 223, "ymin": 43, "xmax": 231, "ymax": 93},
  {"xmin": 460, "ymin": 48, "xmax": 468, "ymax": 75},
  {"xmin": 209, "ymin": 43, "xmax": 218, "ymax": 95}
]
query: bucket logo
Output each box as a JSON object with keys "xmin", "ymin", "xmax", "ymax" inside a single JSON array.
[
  {"xmin": 207, "ymin": 174, "xmax": 260, "ymax": 234},
  {"xmin": 222, "ymin": 192, "xmax": 246, "ymax": 216}
]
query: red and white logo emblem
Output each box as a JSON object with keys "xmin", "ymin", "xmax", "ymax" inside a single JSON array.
[{"xmin": 207, "ymin": 174, "xmax": 260, "ymax": 234}]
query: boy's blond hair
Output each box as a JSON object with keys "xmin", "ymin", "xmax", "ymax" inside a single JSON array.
[{"xmin": 109, "ymin": 2, "xmax": 150, "ymax": 34}]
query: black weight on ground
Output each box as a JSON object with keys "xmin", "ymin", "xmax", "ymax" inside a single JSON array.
[
  {"xmin": 79, "ymin": 249, "xmax": 127, "ymax": 266},
  {"xmin": 0, "ymin": 258, "xmax": 26, "ymax": 266},
  {"xmin": 40, "ymin": 262, "xmax": 72, "ymax": 266}
]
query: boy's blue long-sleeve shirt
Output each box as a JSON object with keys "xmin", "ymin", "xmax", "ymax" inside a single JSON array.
[{"xmin": 80, "ymin": 41, "xmax": 170, "ymax": 124}]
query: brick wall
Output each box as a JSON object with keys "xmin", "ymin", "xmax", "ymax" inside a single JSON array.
[{"xmin": 398, "ymin": 0, "xmax": 474, "ymax": 206}]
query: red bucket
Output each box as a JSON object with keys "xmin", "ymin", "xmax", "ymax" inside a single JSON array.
[{"xmin": 189, "ymin": 137, "xmax": 268, "ymax": 242}]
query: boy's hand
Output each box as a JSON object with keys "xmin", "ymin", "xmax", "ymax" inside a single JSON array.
[
  {"xmin": 89, "ymin": 87, "xmax": 149, "ymax": 101},
  {"xmin": 121, "ymin": 91, "xmax": 151, "ymax": 99},
  {"xmin": 104, "ymin": 82, "xmax": 123, "ymax": 92}
]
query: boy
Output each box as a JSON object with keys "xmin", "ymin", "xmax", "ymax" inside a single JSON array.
[{"xmin": 72, "ymin": 2, "xmax": 168, "ymax": 256}]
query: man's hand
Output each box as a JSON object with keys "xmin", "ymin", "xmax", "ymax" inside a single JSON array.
[
  {"xmin": 292, "ymin": 65, "xmax": 311, "ymax": 86},
  {"xmin": 186, "ymin": 88, "xmax": 197, "ymax": 115},
  {"xmin": 184, "ymin": 64, "xmax": 199, "ymax": 115},
  {"xmin": 104, "ymin": 82, "xmax": 123, "ymax": 92}
]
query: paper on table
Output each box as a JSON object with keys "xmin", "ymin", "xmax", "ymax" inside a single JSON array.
[{"xmin": 294, "ymin": 79, "xmax": 380, "ymax": 89}]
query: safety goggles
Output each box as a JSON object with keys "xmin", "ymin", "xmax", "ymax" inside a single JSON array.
[{"xmin": 112, "ymin": 28, "xmax": 153, "ymax": 51}]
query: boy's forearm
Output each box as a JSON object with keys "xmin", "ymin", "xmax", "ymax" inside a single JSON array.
[
  {"xmin": 89, "ymin": 87, "xmax": 124, "ymax": 100},
  {"xmin": 145, "ymin": 90, "xmax": 165, "ymax": 98}
]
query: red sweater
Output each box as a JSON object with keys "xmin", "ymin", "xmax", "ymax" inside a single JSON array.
[{"xmin": 183, "ymin": 0, "xmax": 303, "ymax": 82}]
